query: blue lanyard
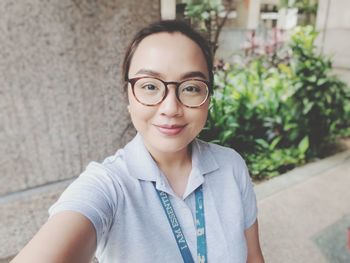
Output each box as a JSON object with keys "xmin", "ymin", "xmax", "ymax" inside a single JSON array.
[
  {"xmin": 195, "ymin": 185, "xmax": 207, "ymax": 263},
  {"xmin": 153, "ymin": 183, "xmax": 207, "ymax": 263}
]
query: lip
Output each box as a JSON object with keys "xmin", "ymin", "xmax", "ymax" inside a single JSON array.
[{"xmin": 154, "ymin": 124, "xmax": 187, "ymax": 136}]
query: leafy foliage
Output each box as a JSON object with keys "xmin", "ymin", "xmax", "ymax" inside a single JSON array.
[
  {"xmin": 184, "ymin": 0, "xmax": 223, "ymax": 22},
  {"xmin": 199, "ymin": 26, "xmax": 350, "ymax": 179},
  {"xmin": 279, "ymin": 0, "xmax": 318, "ymax": 14},
  {"xmin": 184, "ymin": 0, "xmax": 234, "ymax": 55},
  {"xmin": 279, "ymin": 0, "xmax": 318, "ymax": 25},
  {"xmin": 289, "ymin": 26, "xmax": 350, "ymax": 156}
]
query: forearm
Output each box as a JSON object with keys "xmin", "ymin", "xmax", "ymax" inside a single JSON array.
[
  {"xmin": 245, "ymin": 220, "xmax": 265, "ymax": 263},
  {"xmin": 11, "ymin": 211, "xmax": 96, "ymax": 263}
]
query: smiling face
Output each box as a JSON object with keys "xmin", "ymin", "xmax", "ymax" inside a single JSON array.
[{"xmin": 127, "ymin": 32, "xmax": 210, "ymax": 157}]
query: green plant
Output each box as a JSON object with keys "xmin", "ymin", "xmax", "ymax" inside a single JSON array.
[
  {"xmin": 289, "ymin": 26, "xmax": 350, "ymax": 157},
  {"xmin": 199, "ymin": 58, "xmax": 306, "ymax": 179},
  {"xmin": 246, "ymin": 136, "xmax": 309, "ymax": 179},
  {"xmin": 184, "ymin": 0, "xmax": 234, "ymax": 55},
  {"xmin": 199, "ymin": 25, "xmax": 350, "ymax": 179},
  {"xmin": 279, "ymin": 0, "xmax": 318, "ymax": 25}
]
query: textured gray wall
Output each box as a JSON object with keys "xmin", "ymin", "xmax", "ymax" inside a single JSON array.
[
  {"xmin": 0, "ymin": 0, "xmax": 159, "ymax": 195},
  {"xmin": 0, "ymin": 0, "xmax": 159, "ymax": 260}
]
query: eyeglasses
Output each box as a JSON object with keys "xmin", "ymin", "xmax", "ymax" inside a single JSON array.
[{"xmin": 127, "ymin": 77, "xmax": 210, "ymax": 108}]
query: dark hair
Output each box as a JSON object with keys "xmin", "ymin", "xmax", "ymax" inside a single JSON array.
[{"xmin": 122, "ymin": 20, "xmax": 214, "ymax": 93}]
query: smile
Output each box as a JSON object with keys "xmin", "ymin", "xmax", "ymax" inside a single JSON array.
[{"xmin": 154, "ymin": 124, "xmax": 187, "ymax": 136}]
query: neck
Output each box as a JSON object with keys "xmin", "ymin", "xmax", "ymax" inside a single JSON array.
[
  {"xmin": 143, "ymin": 140, "xmax": 193, "ymax": 197},
  {"xmin": 147, "ymin": 144, "xmax": 192, "ymax": 172}
]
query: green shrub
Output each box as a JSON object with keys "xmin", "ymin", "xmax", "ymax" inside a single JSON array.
[
  {"xmin": 289, "ymin": 26, "xmax": 350, "ymax": 157},
  {"xmin": 200, "ymin": 59, "xmax": 307, "ymax": 179},
  {"xmin": 199, "ymin": 26, "xmax": 350, "ymax": 179}
]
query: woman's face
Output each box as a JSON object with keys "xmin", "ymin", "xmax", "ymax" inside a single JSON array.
[{"xmin": 127, "ymin": 32, "xmax": 210, "ymax": 156}]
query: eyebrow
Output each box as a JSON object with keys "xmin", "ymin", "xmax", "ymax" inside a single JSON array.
[
  {"xmin": 135, "ymin": 69, "xmax": 208, "ymax": 80},
  {"xmin": 135, "ymin": 69, "xmax": 163, "ymax": 78},
  {"xmin": 181, "ymin": 71, "xmax": 207, "ymax": 80}
]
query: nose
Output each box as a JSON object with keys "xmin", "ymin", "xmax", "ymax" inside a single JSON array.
[{"xmin": 158, "ymin": 85, "xmax": 183, "ymax": 117}]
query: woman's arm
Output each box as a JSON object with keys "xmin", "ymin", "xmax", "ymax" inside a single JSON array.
[
  {"xmin": 11, "ymin": 211, "xmax": 97, "ymax": 263},
  {"xmin": 245, "ymin": 219, "xmax": 265, "ymax": 263}
]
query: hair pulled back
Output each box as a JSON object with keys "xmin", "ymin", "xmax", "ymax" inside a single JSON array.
[{"xmin": 122, "ymin": 20, "xmax": 214, "ymax": 93}]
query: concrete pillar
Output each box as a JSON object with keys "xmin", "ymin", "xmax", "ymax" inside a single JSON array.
[
  {"xmin": 277, "ymin": 7, "xmax": 298, "ymax": 30},
  {"xmin": 316, "ymin": 0, "xmax": 350, "ymax": 84},
  {"xmin": 161, "ymin": 0, "xmax": 176, "ymax": 20},
  {"xmin": 236, "ymin": 0, "xmax": 261, "ymax": 29}
]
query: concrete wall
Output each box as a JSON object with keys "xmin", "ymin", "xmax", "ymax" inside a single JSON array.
[
  {"xmin": 316, "ymin": 0, "xmax": 350, "ymax": 84},
  {"xmin": 0, "ymin": 0, "xmax": 159, "ymax": 260}
]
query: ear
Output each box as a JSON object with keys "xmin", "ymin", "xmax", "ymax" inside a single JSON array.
[{"xmin": 127, "ymin": 104, "xmax": 131, "ymax": 114}]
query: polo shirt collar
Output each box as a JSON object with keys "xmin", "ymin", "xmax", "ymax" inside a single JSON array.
[
  {"xmin": 124, "ymin": 133, "xmax": 160, "ymax": 182},
  {"xmin": 124, "ymin": 133, "xmax": 219, "ymax": 194},
  {"xmin": 181, "ymin": 138, "xmax": 219, "ymax": 199},
  {"xmin": 191, "ymin": 138, "xmax": 219, "ymax": 176}
]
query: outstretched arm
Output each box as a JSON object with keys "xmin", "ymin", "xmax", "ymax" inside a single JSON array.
[
  {"xmin": 245, "ymin": 219, "xmax": 264, "ymax": 263},
  {"xmin": 11, "ymin": 211, "xmax": 96, "ymax": 263}
]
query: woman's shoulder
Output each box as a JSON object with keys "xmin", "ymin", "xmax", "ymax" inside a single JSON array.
[
  {"xmin": 195, "ymin": 138, "xmax": 246, "ymax": 166},
  {"xmin": 82, "ymin": 148, "xmax": 128, "ymax": 183},
  {"xmin": 82, "ymin": 134, "xmax": 151, "ymax": 183}
]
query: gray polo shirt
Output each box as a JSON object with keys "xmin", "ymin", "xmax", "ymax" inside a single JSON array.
[{"xmin": 49, "ymin": 133, "xmax": 257, "ymax": 263}]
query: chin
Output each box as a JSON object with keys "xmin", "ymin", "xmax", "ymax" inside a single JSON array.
[
  {"xmin": 154, "ymin": 139, "xmax": 189, "ymax": 153},
  {"xmin": 138, "ymin": 126, "xmax": 198, "ymax": 153}
]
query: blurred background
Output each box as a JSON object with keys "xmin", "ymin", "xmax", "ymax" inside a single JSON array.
[{"xmin": 0, "ymin": 0, "xmax": 349, "ymax": 262}]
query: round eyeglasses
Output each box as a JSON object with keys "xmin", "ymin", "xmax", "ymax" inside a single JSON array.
[{"xmin": 127, "ymin": 77, "xmax": 210, "ymax": 108}]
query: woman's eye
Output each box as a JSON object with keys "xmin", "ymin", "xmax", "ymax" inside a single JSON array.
[
  {"xmin": 182, "ymin": 86, "xmax": 200, "ymax": 93},
  {"xmin": 141, "ymin": 84, "xmax": 158, "ymax": 91}
]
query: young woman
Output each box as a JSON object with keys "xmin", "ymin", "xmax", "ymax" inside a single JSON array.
[{"xmin": 11, "ymin": 20, "xmax": 264, "ymax": 263}]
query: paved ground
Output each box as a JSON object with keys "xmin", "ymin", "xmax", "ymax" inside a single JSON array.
[{"xmin": 255, "ymin": 149, "xmax": 350, "ymax": 263}]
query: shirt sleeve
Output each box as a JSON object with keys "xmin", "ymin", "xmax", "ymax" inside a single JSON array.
[
  {"xmin": 239, "ymin": 160, "xmax": 258, "ymax": 229},
  {"xmin": 48, "ymin": 161, "xmax": 120, "ymax": 246}
]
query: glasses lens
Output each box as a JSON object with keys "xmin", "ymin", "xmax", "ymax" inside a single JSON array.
[
  {"xmin": 133, "ymin": 78, "xmax": 165, "ymax": 105},
  {"xmin": 178, "ymin": 80, "xmax": 209, "ymax": 107}
]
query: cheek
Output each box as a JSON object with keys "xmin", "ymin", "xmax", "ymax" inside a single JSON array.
[
  {"xmin": 188, "ymin": 106, "xmax": 209, "ymax": 130},
  {"xmin": 199, "ymin": 104, "xmax": 210, "ymax": 128},
  {"xmin": 199, "ymin": 101, "xmax": 210, "ymax": 121},
  {"xmin": 199, "ymin": 111, "xmax": 209, "ymax": 128},
  {"xmin": 127, "ymin": 86, "xmax": 134, "ymax": 107},
  {"xmin": 128, "ymin": 97, "xmax": 155, "ymax": 129},
  {"xmin": 128, "ymin": 88, "xmax": 141, "ymax": 118}
]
